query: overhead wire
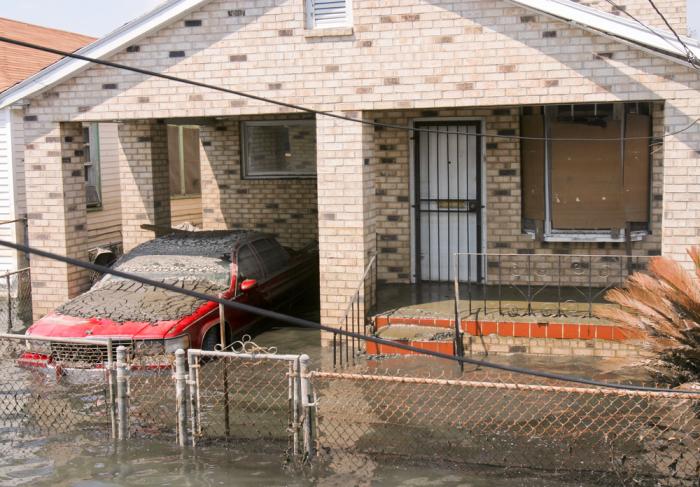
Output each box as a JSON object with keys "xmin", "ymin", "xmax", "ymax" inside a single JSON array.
[
  {"xmin": 0, "ymin": 36, "xmax": 697, "ymax": 143},
  {"xmin": 645, "ymin": 0, "xmax": 700, "ymax": 67},
  {"xmin": 0, "ymin": 238, "xmax": 697, "ymax": 396}
]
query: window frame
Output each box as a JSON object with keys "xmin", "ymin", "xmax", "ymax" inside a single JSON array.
[
  {"xmin": 305, "ymin": 0, "xmax": 353, "ymax": 29},
  {"xmin": 521, "ymin": 103, "xmax": 653, "ymax": 243},
  {"xmin": 84, "ymin": 123, "xmax": 102, "ymax": 209},
  {"xmin": 240, "ymin": 119, "xmax": 317, "ymax": 180}
]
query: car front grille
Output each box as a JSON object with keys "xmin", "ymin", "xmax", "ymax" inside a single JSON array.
[{"xmin": 49, "ymin": 339, "xmax": 133, "ymax": 368}]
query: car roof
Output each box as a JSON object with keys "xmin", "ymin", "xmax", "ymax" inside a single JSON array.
[{"xmin": 127, "ymin": 230, "xmax": 269, "ymax": 259}]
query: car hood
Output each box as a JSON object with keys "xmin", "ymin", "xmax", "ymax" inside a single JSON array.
[{"xmin": 27, "ymin": 312, "xmax": 178, "ymax": 340}]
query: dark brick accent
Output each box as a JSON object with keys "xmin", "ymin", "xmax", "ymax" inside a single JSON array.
[
  {"xmin": 492, "ymin": 108, "xmax": 510, "ymax": 116},
  {"xmin": 397, "ymin": 196, "xmax": 409, "ymax": 203},
  {"xmin": 402, "ymin": 14, "xmax": 420, "ymax": 21},
  {"xmin": 384, "ymin": 77, "xmax": 400, "ymax": 85},
  {"xmin": 202, "ymin": 141, "xmax": 212, "ymax": 147},
  {"xmin": 126, "ymin": 45, "xmax": 140, "ymax": 53},
  {"xmin": 320, "ymin": 213, "xmax": 335, "ymax": 221},
  {"xmin": 325, "ymin": 65, "xmax": 339, "ymax": 72},
  {"xmin": 543, "ymin": 31, "xmax": 557, "ymax": 38},
  {"xmin": 360, "ymin": 40, "xmax": 372, "ymax": 47},
  {"xmin": 26, "ymin": 213, "xmax": 42, "ymax": 220},
  {"xmin": 375, "ymin": 189, "xmax": 386, "ymax": 196},
  {"xmin": 102, "ymin": 83, "xmax": 118, "ymax": 90},
  {"xmin": 74, "ymin": 149, "xmax": 84, "ymax": 157},
  {"xmin": 203, "ymin": 208, "xmax": 215, "ymax": 214},
  {"xmin": 380, "ymin": 157, "xmax": 396, "ymax": 164},
  {"xmin": 438, "ymin": 36, "xmax": 453, "ymax": 43},
  {"xmin": 265, "ymin": 203, "xmax": 279, "ymax": 209},
  {"xmin": 185, "ymin": 19, "xmax": 202, "ymax": 27},
  {"xmin": 47, "ymin": 151, "xmax": 60, "ymax": 157},
  {"xmin": 499, "ymin": 169, "xmax": 517, "ymax": 176},
  {"xmin": 74, "ymin": 224, "xmax": 85, "ymax": 231},
  {"xmin": 31, "ymin": 165, "xmax": 43, "ymax": 171},
  {"xmin": 517, "ymin": 248, "xmax": 535, "ymax": 254},
  {"xmin": 594, "ymin": 52, "xmax": 614, "ymax": 59},
  {"xmin": 380, "ymin": 247, "xmax": 397, "ymax": 254},
  {"xmin": 498, "ymin": 129, "xmax": 516, "ymax": 136},
  {"xmin": 653, "ymin": 194, "xmax": 663, "ymax": 201},
  {"xmin": 215, "ymin": 126, "xmax": 227, "ymax": 131},
  {"xmin": 380, "ymin": 16, "xmax": 393, "ymax": 23},
  {"xmin": 71, "ymin": 169, "xmax": 82, "ymax": 177},
  {"xmin": 189, "ymin": 94, "xmax": 203, "ymax": 101},
  {"xmin": 278, "ymin": 29, "xmax": 293, "ymax": 36},
  {"xmin": 228, "ymin": 9, "xmax": 245, "ymax": 16},
  {"xmin": 498, "ymin": 64, "xmax": 516, "ymax": 73},
  {"xmin": 230, "ymin": 99, "xmax": 246, "ymax": 107},
  {"xmin": 78, "ymin": 106, "xmax": 90, "ymax": 113},
  {"xmin": 388, "ymin": 266, "xmax": 403, "ymax": 273},
  {"xmin": 356, "ymin": 87, "xmax": 373, "ymax": 94},
  {"xmin": 62, "ymin": 157, "xmax": 72, "ymax": 164},
  {"xmin": 268, "ymin": 83, "xmax": 282, "ymax": 90},
  {"xmin": 380, "ymin": 234, "xmax": 398, "ymax": 241},
  {"xmin": 273, "ymin": 218, "xmax": 286, "ymax": 224},
  {"xmin": 486, "ymin": 143, "xmax": 498, "ymax": 150},
  {"xmin": 493, "ymin": 242, "xmax": 509, "ymax": 249},
  {"xmin": 487, "ymin": 261, "xmax": 500, "ymax": 268},
  {"xmin": 379, "ymin": 144, "xmax": 396, "ymax": 151},
  {"xmin": 494, "ymin": 189, "xmax": 510, "ymax": 196},
  {"xmin": 137, "ymin": 136, "xmax": 152, "ymax": 143},
  {"xmin": 45, "ymin": 136, "xmax": 60, "ymax": 143},
  {"xmin": 225, "ymin": 169, "xmax": 237, "ymax": 175},
  {"xmin": 169, "ymin": 51, "xmax": 186, "ymax": 58},
  {"xmin": 236, "ymin": 189, "xmax": 248, "ymax": 194},
  {"xmin": 520, "ymin": 15, "xmax": 536, "ymax": 23},
  {"xmin": 138, "ymin": 97, "xmax": 150, "ymax": 103},
  {"xmin": 509, "ymin": 346, "xmax": 527, "ymax": 353},
  {"xmin": 648, "ymin": 249, "xmax": 662, "ymax": 256},
  {"xmin": 23, "ymin": 115, "xmax": 37, "ymax": 122},
  {"xmin": 229, "ymin": 54, "xmax": 247, "ymax": 62},
  {"xmin": 387, "ymin": 215, "xmax": 401, "ymax": 222},
  {"xmin": 456, "ymin": 82, "xmax": 473, "ymax": 90},
  {"xmin": 545, "ymin": 80, "xmax": 559, "ymax": 87}
]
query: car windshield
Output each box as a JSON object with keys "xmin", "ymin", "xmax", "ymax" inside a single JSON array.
[{"xmin": 102, "ymin": 255, "xmax": 231, "ymax": 289}]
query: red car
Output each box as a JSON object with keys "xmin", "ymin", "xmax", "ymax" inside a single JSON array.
[{"xmin": 22, "ymin": 230, "xmax": 318, "ymax": 370}]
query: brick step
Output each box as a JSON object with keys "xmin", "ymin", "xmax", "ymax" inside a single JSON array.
[{"xmin": 373, "ymin": 315, "xmax": 642, "ymax": 342}]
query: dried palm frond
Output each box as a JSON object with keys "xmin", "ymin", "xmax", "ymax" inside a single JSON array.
[{"xmin": 601, "ymin": 247, "xmax": 700, "ymax": 386}]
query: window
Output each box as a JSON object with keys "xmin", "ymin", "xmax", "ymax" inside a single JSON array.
[
  {"xmin": 84, "ymin": 123, "xmax": 101, "ymax": 208},
  {"xmin": 242, "ymin": 120, "xmax": 317, "ymax": 179},
  {"xmin": 306, "ymin": 0, "xmax": 352, "ymax": 29},
  {"xmin": 251, "ymin": 239, "xmax": 290, "ymax": 277},
  {"xmin": 520, "ymin": 103, "xmax": 652, "ymax": 240},
  {"xmin": 167, "ymin": 125, "xmax": 201, "ymax": 196},
  {"xmin": 236, "ymin": 245, "xmax": 263, "ymax": 281}
]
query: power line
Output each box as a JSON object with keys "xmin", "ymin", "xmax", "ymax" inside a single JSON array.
[
  {"xmin": 0, "ymin": 36, "xmax": 697, "ymax": 143},
  {"xmin": 0, "ymin": 237, "xmax": 696, "ymax": 396},
  {"xmin": 645, "ymin": 0, "xmax": 699, "ymax": 68}
]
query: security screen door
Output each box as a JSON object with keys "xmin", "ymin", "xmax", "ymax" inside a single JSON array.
[{"xmin": 415, "ymin": 122, "xmax": 481, "ymax": 282}]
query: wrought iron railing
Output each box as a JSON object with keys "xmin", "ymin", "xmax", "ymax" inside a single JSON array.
[
  {"xmin": 332, "ymin": 254, "xmax": 377, "ymax": 368},
  {"xmin": 452, "ymin": 252, "xmax": 651, "ymax": 321}
]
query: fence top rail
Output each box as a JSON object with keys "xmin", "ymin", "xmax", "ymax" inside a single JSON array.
[
  {"xmin": 309, "ymin": 371, "xmax": 700, "ymax": 399},
  {"xmin": 0, "ymin": 333, "xmax": 112, "ymax": 346},
  {"xmin": 453, "ymin": 252, "xmax": 652, "ymax": 259},
  {"xmin": 188, "ymin": 348, "xmax": 302, "ymax": 362},
  {"xmin": 0, "ymin": 267, "xmax": 30, "ymax": 279}
]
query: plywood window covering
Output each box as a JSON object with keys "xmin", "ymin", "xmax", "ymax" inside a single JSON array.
[
  {"xmin": 520, "ymin": 103, "xmax": 651, "ymax": 235},
  {"xmin": 84, "ymin": 123, "xmax": 101, "ymax": 208},
  {"xmin": 168, "ymin": 125, "xmax": 201, "ymax": 196}
]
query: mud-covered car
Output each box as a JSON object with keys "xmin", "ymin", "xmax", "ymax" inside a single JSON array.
[{"xmin": 21, "ymin": 230, "xmax": 318, "ymax": 370}]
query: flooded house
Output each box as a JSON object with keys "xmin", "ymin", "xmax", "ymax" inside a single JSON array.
[{"xmin": 0, "ymin": 0, "xmax": 698, "ymax": 354}]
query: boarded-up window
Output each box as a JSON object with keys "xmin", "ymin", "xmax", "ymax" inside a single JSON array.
[
  {"xmin": 168, "ymin": 125, "xmax": 201, "ymax": 196},
  {"xmin": 520, "ymin": 103, "xmax": 651, "ymax": 235}
]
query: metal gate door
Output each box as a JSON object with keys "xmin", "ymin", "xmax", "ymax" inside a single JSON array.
[{"xmin": 415, "ymin": 122, "xmax": 481, "ymax": 282}]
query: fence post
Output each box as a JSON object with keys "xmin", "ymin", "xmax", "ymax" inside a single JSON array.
[
  {"xmin": 175, "ymin": 349, "xmax": 188, "ymax": 447},
  {"xmin": 6, "ymin": 274, "xmax": 12, "ymax": 331},
  {"xmin": 187, "ymin": 350, "xmax": 200, "ymax": 447},
  {"xmin": 106, "ymin": 338, "xmax": 117, "ymax": 440},
  {"xmin": 116, "ymin": 345, "xmax": 129, "ymax": 440},
  {"xmin": 299, "ymin": 354, "xmax": 315, "ymax": 460}
]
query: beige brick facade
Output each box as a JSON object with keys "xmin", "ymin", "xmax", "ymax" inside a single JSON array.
[{"xmin": 16, "ymin": 0, "xmax": 700, "ymax": 326}]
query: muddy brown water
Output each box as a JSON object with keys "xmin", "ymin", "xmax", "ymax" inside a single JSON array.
[{"xmin": 2, "ymin": 303, "xmax": 648, "ymax": 486}]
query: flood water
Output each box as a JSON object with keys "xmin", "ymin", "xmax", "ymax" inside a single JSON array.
[{"xmin": 2, "ymin": 306, "xmax": 646, "ymax": 487}]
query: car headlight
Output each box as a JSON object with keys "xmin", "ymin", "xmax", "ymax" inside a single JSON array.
[
  {"xmin": 164, "ymin": 335, "xmax": 190, "ymax": 353},
  {"xmin": 134, "ymin": 339, "xmax": 165, "ymax": 355},
  {"xmin": 25, "ymin": 339, "xmax": 51, "ymax": 353}
]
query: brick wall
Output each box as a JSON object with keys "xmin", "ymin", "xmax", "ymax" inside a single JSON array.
[
  {"xmin": 17, "ymin": 0, "xmax": 700, "ymax": 320},
  {"xmin": 199, "ymin": 118, "xmax": 318, "ymax": 249},
  {"xmin": 576, "ymin": 0, "xmax": 687, "ymax": 34}
]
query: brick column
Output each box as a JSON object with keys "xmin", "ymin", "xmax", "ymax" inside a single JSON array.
[
  {"xmin": 25, "ymin": 121, "xmax": 90, "ymax": 319},
  {"xmin": 316, "ymin": 113, "xmax": 375, "ymax": 342},
  {"xmin": 118, "ymin": 120, "xmax": 171, "ymax": 252}
]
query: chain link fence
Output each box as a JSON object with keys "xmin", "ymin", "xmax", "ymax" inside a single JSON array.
[
  {"xmin": 0, "ymin": 268, "xmax": 32, "ymax": 333},
  {"xmin": 309, "ymin": 367, "xmax": 700, "ymax": 486}
]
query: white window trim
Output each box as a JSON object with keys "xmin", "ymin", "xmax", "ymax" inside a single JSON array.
[
  {"xmin": 524, "ymin": 103, "xmax": 652, "ymax": 243},
  {"xmin": 241, "ymin": 119, "xmax": 317, "ymax": 180},
  {"xmin": 305, "ymin": 0, "xmax": 353, "ymax": 30},
  {"xmin": 84, "ymin": 123, "xmax": 102, "ymax": 209}
]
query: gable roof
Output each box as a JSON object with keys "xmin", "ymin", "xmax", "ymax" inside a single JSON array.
[
  {"xmin": 0, "ymin": 17, "xmax": 95, "ymax": 92},
  {"xmin": 0, "ymin": 0, "xmax": 697, "ymax": 110}
]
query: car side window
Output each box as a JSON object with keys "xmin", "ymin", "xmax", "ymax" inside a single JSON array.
[
  {"xmin": 251, "ymin": 239, "xmax": 290, "ymax": 277},
  {"xmin": 236, "ymin": 244, "xmax": 263, "ymax": 281}
]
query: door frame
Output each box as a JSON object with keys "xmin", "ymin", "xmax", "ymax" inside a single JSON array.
[{"xmin": 408, "ymin": 117, "xmax": 487, "ymax": 284}]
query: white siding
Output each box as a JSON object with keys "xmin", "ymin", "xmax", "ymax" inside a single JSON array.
[
  {"xmin": 86, "ymin": 123, "xmax": 123, "ymax": 248},
  {"xmin": 0, "ymin": 108, "xmax": 21, "ymax": 272}
]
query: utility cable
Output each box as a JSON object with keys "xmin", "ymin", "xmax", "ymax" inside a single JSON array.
[
  {"xmin": 0, "ymin": 36, "xmax": 697, "ymax": 143},
  {"xmin": 0, "ymin": 238, "xmax": 697, "ymax": 396},
  {"xmin": 645, "ymin": 0, "xmax": 699, "ymax": 67}
]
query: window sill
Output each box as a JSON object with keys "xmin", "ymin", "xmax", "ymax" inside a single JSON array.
[
  {"xmin": 525, "ymin": 230, "xmax": 650, "ymax": 243},
  {"xmin": 87, "ymin": 205, "xmax": 103, "ymax": 212},
  {"xmin": 304, "ymin": 27, "xmax": 353, "ymax": 39},
  {"xmin": 170, "ymin": 194, "xmax": 202, "ymax": 200}
]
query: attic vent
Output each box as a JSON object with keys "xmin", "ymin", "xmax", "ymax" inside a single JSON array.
[{"xmin": 306, "ymin": 0, "xmax": 351, "ymax": 29}]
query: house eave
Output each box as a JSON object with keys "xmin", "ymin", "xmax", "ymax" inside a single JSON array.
[{"xmin": 0, "ymin": 0, "xmax": 213, "ymax": 110}]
